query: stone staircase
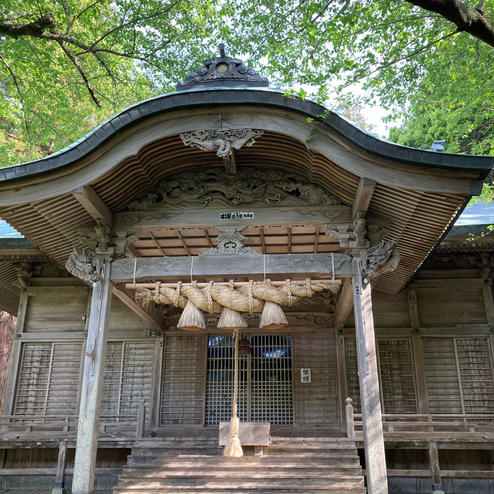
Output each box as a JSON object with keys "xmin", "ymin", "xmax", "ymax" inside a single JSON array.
[{"xmin": 112, "ymin": 436, "xmax": 366, "ymax": 493}]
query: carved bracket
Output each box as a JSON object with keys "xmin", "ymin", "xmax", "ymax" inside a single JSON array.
[
  {"xmin": 66, "ymin": 249, "xmax": 108, "ymax": 283},
  {"xmin": 361, "ymin": 240, "xmax": 400, "ymax": 279},
  {"xmin": 180, "ymin": 129, "xmax": 263, "ymax": 158},
  {"xmin": 202, "ymin": 226, "xmax": 261, "ymax": 256}
]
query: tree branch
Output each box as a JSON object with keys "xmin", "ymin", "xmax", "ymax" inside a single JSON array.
[
  {"xmin": 405, "ymin": 0, "xmax": 494, "ymax": 46},
  {"xmin": 57, "ymin": 42, "xmax": 102, "ymax": 107}
]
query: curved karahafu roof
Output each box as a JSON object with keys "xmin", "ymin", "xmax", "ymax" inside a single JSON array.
[{"xmin": 0, "ymin": 47, "xmax": 492, "ymax": 314}]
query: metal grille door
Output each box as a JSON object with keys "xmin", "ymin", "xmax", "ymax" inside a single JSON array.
[{"xmin": 205, "ymin": 335, "xmax": 293, "ymax": 425}]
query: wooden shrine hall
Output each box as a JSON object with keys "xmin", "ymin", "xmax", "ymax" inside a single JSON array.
[{"xmin": 0, "ymin": 47, "xmax": 493, "ymax": 494}]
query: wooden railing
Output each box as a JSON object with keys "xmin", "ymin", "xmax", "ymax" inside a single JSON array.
[
  {"xmin": 344, "ymin": 397, "xmax": 494, "ymax": 442},
  {"xmin": 0, "ymin": 401, "xmax": 147, "ymax": 440}
]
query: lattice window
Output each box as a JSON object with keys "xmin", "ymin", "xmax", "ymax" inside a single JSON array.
[
  {"xmin": 377, "ymin": 339, "xmax": 417, "ymax": 414},
  {"xmin": 345, "ymin": 338, "xmax": 417, "ymax": 414},
  {"xmin": 102, "ymin": 341, "xmax": 155, "ymax": 422},
  {"xmin": 424, "ymin": 337, "xmax": 494, "ymax": 415},
  {"xmin": 205, "ymin": 335, "xmax": 293, "ymax": 425},
  {"xmin": 160, "ymin": 335, "xmax": 206, "ymax": 425},
  {"xmin": 456, "ymin": 338, "xmax": 494, "ymax": 414},
  {"xmin": 14, "ymin": 342, "xmax": 82, "ymax": 415}
]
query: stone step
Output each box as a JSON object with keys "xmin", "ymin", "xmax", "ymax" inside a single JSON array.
[
  {"xmin": 127, "ymin": 455, "xmax": 361, "ymax": 467},
  {"xmin": 115, "ymin": 477, "xmax": 365, "ymax": 490},
  {"xmin": 113, "ymin": 489, "xmax": 366, "ymax": 494},
  {"xmin": 132, "ymin": 446, "xmax": 224, "ymax": 456},
  {"xmin": 120, "ymin": 468, "xmax": 363, "ymax": 479}
]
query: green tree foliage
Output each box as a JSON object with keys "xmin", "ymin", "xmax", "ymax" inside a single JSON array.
[
  {"xmin": 0, "ymin": 0, "xmax": 492, "ymax": 167},
  {"xmin": 389, "ymin": 35, "xmax": 493, "ymax": 156}
]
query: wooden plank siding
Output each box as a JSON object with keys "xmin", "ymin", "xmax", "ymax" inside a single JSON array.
[
  {"xmin": 345, "ymin": 337, "xmax": 417, "ymax": 415},
  {"xmin": 24, "ymin": 287, "xmax": 89, "ymax": 333},
  {"xmin": 14, "ymin": 342, "xmax": 83, "ymax": 415},
  {"xmin": 423, "ymin": 337, "xmax": 494, "ymax": 415},
  {"xmin": 292, "ymin": 329, "xmax": 339, "ymax": 428},
  {"xmin": 160, "ymin": 335, "xmax": 207, "ymax": 425},
  {"xmin": 101, "ymin": 341, "xmax": 156, "ymax": 425}
]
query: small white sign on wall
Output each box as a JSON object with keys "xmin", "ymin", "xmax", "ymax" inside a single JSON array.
[{"xmin": 300, "ymin": 368, "xmax": 311, "ymax": 383}]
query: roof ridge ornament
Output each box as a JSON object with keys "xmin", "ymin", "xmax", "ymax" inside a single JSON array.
[{"xmin": 176, "ymin": 43, "xmax": 269, "ymax": 90}]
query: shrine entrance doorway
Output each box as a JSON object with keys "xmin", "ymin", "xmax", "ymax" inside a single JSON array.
[{"xmin": 205, "ymin": 334, "xmax": 293, "ymax": 425}]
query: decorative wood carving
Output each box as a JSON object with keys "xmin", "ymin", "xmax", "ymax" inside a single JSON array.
[
  {"xmin": 180, "ymin": 129, "xmax": 263, "ymax": 158},
  {"xmin": 202, "ymin": 227, "xmax": 260, "ymax": 256},
  {"xmin": 65, "ymin": 249, "xmax": 106, "ymax": 283},
  {"xmin": 126, "ymin": 167, "xmax": 341, "ymax": 211},
  {"xmin": 361, "ymin": 240, "xmax": 400, "ymax": 278}
]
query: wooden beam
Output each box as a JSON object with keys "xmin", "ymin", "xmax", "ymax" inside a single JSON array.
[
  {"xmin": 114, "ymin": 204, "xmax": 352, "ymax": 230},
  {"xmin": 149, "ymin": 231, "xmax": 167, "ymax": 257},
  {"xmin": 176, "ymin": 230, "xmax": 192, "ymax": 256},
  {"xmin": 112, "ymin": 285, "xmax": 162, "ymax": 331},
  {"xmin": 72, "ymin": 185, "xmax": 113, "ymax": 227},
  {"xmin": 352, "ymin": 258, "xmax": 387, "ymax": 494},
  {"xmin": 335, "ymin": 278, "xmax": 353, "ymax": 330},
  {"xmin": 111, "ymin": 253, "xmax": 353, "ymax": 282},
  {"xmin": 260, "ymin": 227, "xmax": 266, "ymax": 254},
  {"xmin": 288, "ymin": 226, "xmax": 292, "ymax": 254},
  {"xmin": 204, "ymin": 229, "xmax": 214, "ymax": 248},
  {"xmin": 53, "ymin": 441, "xmax": 67, "ymax": 494},
  {"xmin": 72, "ymin": 259, "xmax": 112, "ymax": 494},
  {"xmin": 314, "ymin": 225, "xmax": 320, "ymax": 253},
  {"xmin": 352, "ymin": 177, "xmax": 376, "ymax": 219}
]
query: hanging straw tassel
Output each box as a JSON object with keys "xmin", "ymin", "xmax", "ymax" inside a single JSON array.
[
  {"xmin": 177, "ymin": 300, "xmax": 206, "ymax": 331},
  {"xmin": 217, "ymin": 307, "xmax": 247, "ymax": 330},
  {"xmin": 260, "ymin": 301, "xmax": 288, "ymax": 330},
  {"xmin": 224, "ymin": 328, "xmax": 243, "ymax": 457}
]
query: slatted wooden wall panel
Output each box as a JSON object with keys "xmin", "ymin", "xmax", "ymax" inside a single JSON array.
[
  {"xmin": 108, "ymin": 298, "xmax": 150, "ymax": 332},
  {"xmin": 456, "ymin": 338, "xmax": 494, "ymax": 414},
  {"xmin": 293, "ymin": 329, "xmax": 338, "ymax": 427},
  {"xmin": 345, "ymin": 338, "xmax": 417, "ymax": 414},
  {"xmin": 101, "ymin": 341, "xmax": 155, "ymax": 423},
  {"xmin": 24, "ymin": 288, "xmax": 88, "ymax": 333},
  {"xmin": 416, "ymin": 288, "xmax": 487, "ymax": 327},
  {"xmin": 14, "ymin": 342, "xmax": 82, "ymax": 415},
  {"xmin": 423, "ymin": 337, "xmax": 463, "ymax": 414},
  {"xmin": 377, "ymin": 339, "xmax": 417, "ymax": 414},
  {"xmin": 345, "ymin": 338, "xmax": 361, "ymax": 414},
  {"xmin": 424, "ymin": 337, "xmax": 494, "ymax": 414},
  {"xmin": 160, "ymin": 334, "xmax": 206, "ymax": 425}
]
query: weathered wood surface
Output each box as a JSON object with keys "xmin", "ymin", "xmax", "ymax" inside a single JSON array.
[
  {"xmin": 218, "ymin": 421, "xmax": 270, "ymax": 446},
  {"xmin": 72, "ymin": 260, "xmax": 112, "ymax": 494},
  {"xmin": 160, "ymin": 334, "xmax": 207, "ymax": 425},
  {"xmin": 293, "ymin": 329, "xmax": 339, "ymax": 428},
  {"xmin": 112, "ymin": 253, "xmax": 352, "ymax": 282},
  {"xmin": 72, "ymin": 185, "xmax": 113, "ymax": 227},
  {"xmin": 352, "ymin": 258, "xmax": 387, "ymax": 494},
  {"xmin": 114, "ymin": 204, "xmax": 352, "ymax": 230}
]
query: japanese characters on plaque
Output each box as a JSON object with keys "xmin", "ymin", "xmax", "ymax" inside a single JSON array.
[{"xmin": 219, "ymin": 211, "xmax": 255, "ymax": 220}]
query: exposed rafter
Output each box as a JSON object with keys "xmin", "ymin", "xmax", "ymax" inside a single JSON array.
[
  {"xmin": 112, "ymin": 285, "xmax": 163, "ymax": 331},
  {"xmin": 72, "ymin": 185, "xmax": 113, "ymax": 227},
  {"xmin": 352, "ymin": 177, "xmax": 376, "ymax": 220}
]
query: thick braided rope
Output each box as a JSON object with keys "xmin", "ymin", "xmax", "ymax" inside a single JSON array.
[
  {"xmin": 153, "ymin": 282, "xmax": 161, "ymax": 304},
  {"xmin": 232, "ymin": 328, "xmax": 240, "ymax": 419}
]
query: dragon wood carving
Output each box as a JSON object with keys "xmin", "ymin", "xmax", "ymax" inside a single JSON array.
[{"xmin": 127, "ymin": 167, "xmax": 340, "ymax": 211}]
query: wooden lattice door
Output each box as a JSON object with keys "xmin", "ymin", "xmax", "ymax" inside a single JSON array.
[{"xmin": 205, "ymin": 334, "xmax": 293, "ymax": 425}]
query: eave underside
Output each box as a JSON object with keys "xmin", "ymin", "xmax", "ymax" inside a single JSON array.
[{"xmin": 0, "ymin": 131, "xmax": 467, "ymax": 297}]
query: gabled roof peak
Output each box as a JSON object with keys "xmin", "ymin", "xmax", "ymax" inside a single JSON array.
[{"xmin": 176, "ymin": 43, "xmax": 269, "ymax": 91}]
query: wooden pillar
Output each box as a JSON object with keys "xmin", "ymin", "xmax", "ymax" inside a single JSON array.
[
  {"xmin": 352, "ymin": 258, "xmax": 387, "ymax": 494},
  {"xmin": 72, "ymin": 259, "xmax": 112, "ymax": 494},
  {"xmin": 52, "ymin": 440, "xmax": 67, "ymax": 494},
  {"xmin": 2, "ymin": 289, "xmax": 29, "ymax": 415}
]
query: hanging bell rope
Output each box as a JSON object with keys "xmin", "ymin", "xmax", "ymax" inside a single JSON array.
[{"xmin": 224, "ymin": 328, "xmax": 243, "ymax": 457}]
